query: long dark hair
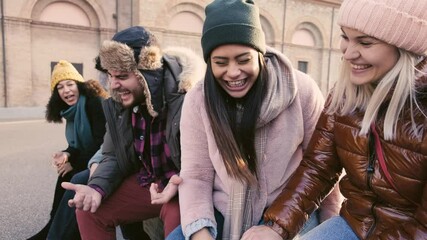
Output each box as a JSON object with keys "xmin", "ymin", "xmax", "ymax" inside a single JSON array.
[
  {"xmin": 204, "ymin": 52, "xmax": 267, "ymax": 184},
  {"xmin": 45, "ymin": 80, "xmax": 108, "ymax": 123}
]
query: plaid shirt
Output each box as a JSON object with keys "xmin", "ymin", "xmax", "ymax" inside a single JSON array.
[{"xmin": 132, "ymin": 105, "xmax": 178, "ymax": 190}]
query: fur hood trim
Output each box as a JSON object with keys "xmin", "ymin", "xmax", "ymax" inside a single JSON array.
[
  {"xmin": 99, "ymin": 40, "xmax": 162, "ymax": 72},
  {"xmin": 163, "ymin": 47, "xmax": 205, "ymax": 93},
  {"xmin": 99, "ymin": 41, "xmax": 205, "ymax": 117},
  {"xmin": 99, "ymin": 40, "xmax": 163, "ymax": 117}
]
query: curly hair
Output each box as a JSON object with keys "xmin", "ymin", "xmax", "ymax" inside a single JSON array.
[{"xmin": 45, "ymin": 80, "xmax": 108, "ymax": 123}]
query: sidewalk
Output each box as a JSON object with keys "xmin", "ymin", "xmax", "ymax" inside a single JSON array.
[{"xmin": 0, "ymin": 106, "xmax": 45, "ymax": 122}]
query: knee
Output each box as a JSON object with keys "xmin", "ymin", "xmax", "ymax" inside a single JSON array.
[
  {"xmin": 70, "ymin": 170, "xmax": 90, "ymax": 184},
  {"xmin": 160, "ymin": 197, "xmax": 180, "ymax": 221}
]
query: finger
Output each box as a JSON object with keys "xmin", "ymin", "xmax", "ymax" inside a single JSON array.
[
  {"xmin": 61, "ymin": 169, "xmax": 68, "ymax": 177},
  {"xmin": 62, "ymin": 182, "xmax": 78, "ymax": 191},
  {"xmin": 150, "ymin": 183, "xmax": 159, "ymax": 196},
  {"xmin": 68, "ymin": 199, "xmax": 76, "ymax": 208},
  {"xmin": 169, "ymin": 175, "xmax": 183, "ymax": 185},
  {"xmin": 90, "ymin": 196, "xmax": 101, "ymax": 213},
  {"xmin": 73, "ymin": 194, "xmax": 85, "ymax": 209},
  {"xmin": 82, "ymin": 196, "xmax": 92, "ymax": 212},
  {"xmin": 151, "ymin": 198, "xmax": 164, "ymax": 205},
  {"xmin": 90, "ymin": 198, "xmax": 100, "ymax": 213}
]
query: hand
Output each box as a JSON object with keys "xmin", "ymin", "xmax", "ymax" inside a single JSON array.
[
  {"xmin": 149, "ymin": 174, "xmax": 182, "ymax": 204},
  {"xmin": 52, "ymin": 151, "xmax": 69, "ymax": 167},
  {"xmin": 57, "ymin": 162, "xmax": 73, "ymax": 177},
  {"xmin": 89, "ymin": 163, "xmax": 99, "ymax": 178},
  {"xmin": 191, "ymin": 228, "xmax": 214, "ymax": 240},
  {"xmin": 61, "ymin": 182, "xmax": 102, "ymax": 213},
  {"xmin": 241, "ymin": 225, "xmax": 282, "ymax": 240}
]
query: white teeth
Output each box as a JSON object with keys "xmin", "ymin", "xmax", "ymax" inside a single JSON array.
[
  {"xmin": 118, "ymin": 91, "xmax": 130, "ymax": 95},
  {"xmin": 227, "ymin": 80, "xmax": 245, "ymax": 87},
  {"xmin": 351, "ymin": 64, "xmax": 370, "ymax": 70}
]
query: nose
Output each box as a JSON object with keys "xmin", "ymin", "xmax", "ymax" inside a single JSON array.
[
  {"xmin": 226, "ymin": 62, "xmax": 241, "ymax": 79},
  {"xmin": 342, "ymin": 42, "xmax": 360, "ymax": 60},
  {"xmin": 63, "ymin": 85, "xmax": 71, "ymax": 93},
  {"xmin": 109, "ymin": 77, "xmax": 120, "ymax": 89}
]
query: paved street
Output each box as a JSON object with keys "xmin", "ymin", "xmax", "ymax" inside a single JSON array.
[
  {"xmin": 0, "ymin": 110, "xmax": 130, "ymax": 240},
  {"xmin": 0, "ymin": 119, "xmax": 65, "ymax": 240}
]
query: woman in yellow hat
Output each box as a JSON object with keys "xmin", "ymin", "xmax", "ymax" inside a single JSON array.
[{"xmin": 28, "ymin": 60, "xmax": 108, "ymax": 240}]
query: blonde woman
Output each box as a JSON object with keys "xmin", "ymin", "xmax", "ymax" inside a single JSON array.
[{"xmin": 245, "ymin": 0, "xmax": 427, "ymax": 239}]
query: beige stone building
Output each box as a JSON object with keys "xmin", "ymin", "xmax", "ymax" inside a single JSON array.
[{"xmin": 0, "ymin": 0, "xmax": 342, "ymax": 108}]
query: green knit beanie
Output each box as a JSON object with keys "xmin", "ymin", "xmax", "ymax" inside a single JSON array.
[{"xmin": 201, "ymin": 0, "xmax": 266, "ymax": 62}]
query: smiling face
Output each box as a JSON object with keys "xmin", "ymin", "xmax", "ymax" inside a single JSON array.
[
  {"xmin": 340, "ymin": 27, "xmax": 399, "ymax": 86},
  {"xmin": 210, "ymin": 44, "xmax": 260, "ymax": 99},
  {"xmin": 108, "ymin": 70, "xmax": 144, "ymax": 108},
  {"xmin": 57, "ymin": 80, "xmax": 80, "ymax": 106}
]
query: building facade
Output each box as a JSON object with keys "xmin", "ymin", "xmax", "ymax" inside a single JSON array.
[{"xmin": 0, "ymin": 0, "xmax": 342, "ymax": 107}]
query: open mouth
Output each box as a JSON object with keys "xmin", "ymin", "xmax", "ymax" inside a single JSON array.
[
  {"xmin": 115, "ymin": 89, "xmax": 132, "ymax": 102},
  {"xmin": 64, "ymin": 95, "xmax": 75, "ymax": 101},
  {"xmin": 351, "ymin": 64, "xmax": 371, "ymax": 70},
  {"xmin": 118, "ymin": 90, "xmax": 131, "ymax": 96},
  {"xmin": 226, "ymin": 79, "xmax": 246, "ymax": 88}
]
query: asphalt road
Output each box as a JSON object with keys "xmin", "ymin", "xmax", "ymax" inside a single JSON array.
[{"xmin": 0, "ymin": 119, "xmax": 65, "ymax": 240}]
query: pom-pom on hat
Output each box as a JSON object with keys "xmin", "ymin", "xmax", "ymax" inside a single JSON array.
[
  {"xmin": 338, "ymin": 0, "xmax": 427, "ymax": 55},
  {"xmin": 51, "ymin": 60, "xmax": 84, "ymax": 92},
  {"xmin": 201, "ymin": 0, "xmax": 266, "ymax": 62}
]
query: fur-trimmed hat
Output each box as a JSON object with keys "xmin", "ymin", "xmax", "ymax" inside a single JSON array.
[
  {"xmin": 99, "ymin": 26, "xmax": 162, "ymax": 117},
  {"xmin": 51, "ymin": 60, "xmax": 84, "ymax": 92}
]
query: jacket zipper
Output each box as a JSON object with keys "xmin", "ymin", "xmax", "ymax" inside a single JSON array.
[
  {"xmin": 365, "ymin": 133, "xmax": 377, "ymax": 237},
  {"xmin": 366, "ymin": 203, "xmax": 377, "ymax": 237}
]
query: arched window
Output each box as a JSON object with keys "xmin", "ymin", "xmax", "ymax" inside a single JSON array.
[
  {"xmin": 260, "ymin": 16, "xmax": 275, "ymax": 47},
  {"xmin": 39, "ymin": 2, "xmax": 90, "ymax": 27},
  {"xmin": 291, "ymin": 29, "xmax": 315, "ymax": 46},
  {"xmin": 291, "ymin": 22, "xmax": 323, "ymax": 47},
  {"xmin": 168, "ymin": 11, "xmax": 203, "ymax": 33}
]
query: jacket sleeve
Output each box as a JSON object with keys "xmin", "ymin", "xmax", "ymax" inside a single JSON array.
[
  {"xmin": 87, "ymin": 121, "xmax": 124, "ymax": 198},
  {"xmin": 67, "ymin": 97, "xmax": 106, "ymax": 172},
  {"xmin": 378, "ymin": 182, "xmax": 427, "ymax": 240},
  {"xmin": 178, "ymin": 85, "xmax": 217, "ymax": 238},
  {"xmin": 297, "ymin": 71, "xmax": 344, "ymax": 223},
  {"xmin": 263, "ymin": 110, "xmax": 343, "ymax": 239}
]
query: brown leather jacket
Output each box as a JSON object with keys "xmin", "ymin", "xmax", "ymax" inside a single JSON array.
[{"xmin": 264, "ymin": 70, "xmax": 427, "ymax": 239}]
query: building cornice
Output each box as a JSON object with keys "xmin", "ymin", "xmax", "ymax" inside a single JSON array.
[{"xmin": 304, "ymin": 0, "xmax": 342, "ymax": 7}]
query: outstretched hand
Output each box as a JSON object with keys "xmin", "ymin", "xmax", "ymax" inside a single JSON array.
[
  {"xmin": 61, "ymin": 182, "xmax": 102, "ymax": 213},
  {"xmin": 149, "ymin": 174, "xmax": 182, "ymax": 204}
]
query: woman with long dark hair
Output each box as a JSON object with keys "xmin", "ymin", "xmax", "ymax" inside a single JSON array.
[{"xmin": 167, "ymin": 1, "xmax": 343, "ymax": 239}]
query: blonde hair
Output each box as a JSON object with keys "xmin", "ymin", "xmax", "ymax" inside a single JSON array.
[{"xmin": 327, "ymin": 49, "xmax": 421, "ymax": 140}]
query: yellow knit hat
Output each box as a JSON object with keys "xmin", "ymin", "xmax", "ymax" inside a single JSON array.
[{"xmin": 51, "ymin": 60, "xmax": 85, "ymax": 92}]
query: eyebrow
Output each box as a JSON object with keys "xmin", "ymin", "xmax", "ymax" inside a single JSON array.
[
  {"xmin": 212, "ymin": 52, "xmax": 251, "ymax": 60},
  {"xmin": 357, "ymin": 36, "xmax": 379, "ymax": 41},
  {"xmin": 108, "ymin": 72, "xmax": 128, "ymax": 78}
]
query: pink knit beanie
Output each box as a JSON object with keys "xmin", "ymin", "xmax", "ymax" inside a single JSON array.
[{"xmin": 338, "ymin": 0, "xmax": 427, "ymax": 55}]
